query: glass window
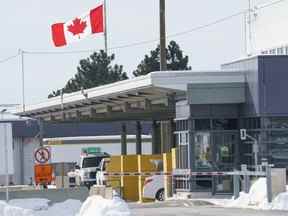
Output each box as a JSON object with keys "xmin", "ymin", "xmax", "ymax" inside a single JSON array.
[
  {"xmin": 267, "ymin": 118, "xmax": 288, "ymax": 129},
  {"xmin": 82, "ymin": 156, "xmax": 106, "ymax": 168},
  {"xmin": 277, "ymin": 47, "xmax": 284, "ymax": 55},
  {"xmin": 195, "ymin": 132, "xmax": 213, "ymax": 170},
  {"xmin": 269, "ymin": 131, "xmax": 288, "ymax": 163},
  {"xmin": 175, "ymin": 120, "xmax": 189, "ymax": 131},
  {"xmin": 269, "ymin": 49, "xmax": 276, "ymax": 54},
  {"xmin": 285, "ymin": 46, "xmax": 288, "ymax": 55},
  {"xmin": 269, "ymin": 131, "xmax": 288, "ymax": 145},
  {"xmin": 243, "ymin": 118, "xmax": 261, "ymax": 129},
  {"xmin": 214, "ymin": 133, "xmax": 236, "ymax": 167},
  {"xmin": 212, "ymin": 119, "xmax": 238, "ymax": 130},
  {"xmin": 195, "ymin": 119, "xmax": 211, "ymax": 130}
]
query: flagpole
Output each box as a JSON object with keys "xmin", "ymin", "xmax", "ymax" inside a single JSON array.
[{"xmin": 104, "ymin": 0, "xmax": 108, "ymax": 53}]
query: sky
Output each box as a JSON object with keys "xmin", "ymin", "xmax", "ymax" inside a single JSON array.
[{"xmin": 0, "ymin": 0, "xmax": 272, "ymax": 106}]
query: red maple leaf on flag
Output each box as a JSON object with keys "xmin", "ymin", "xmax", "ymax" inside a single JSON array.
[{"xmin": 67, "ymin": 18, "xmax": 87, "ymax": 38}]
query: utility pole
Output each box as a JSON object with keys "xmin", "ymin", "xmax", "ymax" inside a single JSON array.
[
  {"xmin": 159, "ymin": 0, "xmax": 167, "ymax": 71},
  {"xmin": 19, "ymin": 49, "xmax": 25, "ymax": 112}
]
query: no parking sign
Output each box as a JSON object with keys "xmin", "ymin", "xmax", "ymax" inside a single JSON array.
[{"xmin": 34, "ymin": 147, "xmax": 51, "ymax": 164}]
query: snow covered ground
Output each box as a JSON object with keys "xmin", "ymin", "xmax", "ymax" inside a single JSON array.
[
  {"xmin": 205, "ymin": 177, "xmax": 288, "ymax": 211},
  {"xmin": 0, "ymin": 196, "xmax": 131, "ymax": 216},
  {"xmin": 1, "ymin": 178, "xmax": 288, "ymax": 215}
]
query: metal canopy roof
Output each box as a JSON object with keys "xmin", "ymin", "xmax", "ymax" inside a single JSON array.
[{"xmin": 15, "ymin": 71, "xmax": 245, "ymax": 122}]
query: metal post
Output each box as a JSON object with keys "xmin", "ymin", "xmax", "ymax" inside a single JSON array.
[
  {"xmin": 19, "ymin": 49, "xmax": 25, "ymax": 112},
  {"xmin": 159, "ymin": 0, "xmax": 167, "ymax": 71},
  {"xmin": 244, "ymin": 13, "xmax": 248, "ymax": 55},
  {"xmin": 152, "ymin": 121, "xmax": 160, "ymax": 154},
  {"xmin": 266, "ymin": 164, "xmax": 272, "ymax": 203},
  {"xmin": 245, "ymin": 133, "xmax": 259, "ymax": 172},
  {"xmin": 253, "ymin": 140, "xmax": 259, "ymax": 172},
  {"xmin": 241, "ymin": 164, "xmax": 250, "ymax": 193},
  {"xmin": 121, "ymin": 123, "xmax": 127, "ymax": 155},
  {"xmin": 233, "ymin": 172, "xmax": 240, "ymax": 199},
  {"xmin": 38, "ymin": 118, "xmax": 44, "ymax": 147},
  {"xmin": 248, "ymin": 0, "xmax": 252, "ymax": 54},
  {"xmin": 211, "ymin": 176, "xmax": 217, "ymax": 196},
  {"xmin": 136, "ymin": 121, "xmax": 142, "ymax": 155}
]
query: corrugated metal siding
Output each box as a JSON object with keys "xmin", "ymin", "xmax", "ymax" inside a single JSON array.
[
  {"xmin": 23, "ymin": 138, "xmax": 40, "ymax": 184},
  {"xmin": 13, "ymin": 138, "xmax": 23, "ymax": 185}
]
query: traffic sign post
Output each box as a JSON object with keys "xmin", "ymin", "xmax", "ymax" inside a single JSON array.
[
  {"xmin": 240, "ymin": 129, "xmax": 259, "ymax": 171},
  {"xmin": 34, "ymin": 147, "xmax": 51, "ymax": 164},
  {"xmin": 34, "ymin": 147, "xmax": 53, "ymax": 187}
]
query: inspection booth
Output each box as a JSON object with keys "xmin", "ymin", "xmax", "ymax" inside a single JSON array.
[{"xmin": 175, "ymin": 55, "xmax": 288, "ymax": 193}]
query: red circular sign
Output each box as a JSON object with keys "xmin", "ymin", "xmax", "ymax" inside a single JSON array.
[{"xmin": 34, "ymin": 147, "xmax": 51, "ymax": 164}]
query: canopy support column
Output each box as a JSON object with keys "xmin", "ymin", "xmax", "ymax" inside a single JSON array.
[
  {"xmin": 136, "ymin": 121, "xmax": 142, "ymax": 155},
  {"xmin": 152, "ymin": 120, "xmax": 161, "ymax": 154},
  {"xmin": 121, "ymin": 123, "xmax": 127, "ymax": 155}
]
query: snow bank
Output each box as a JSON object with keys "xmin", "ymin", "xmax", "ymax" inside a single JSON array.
[
  {"xmin": 78, "ymin": 195, "xmax": 131, "ymax": 216},
  {"xmin": 227, "ymin": 177, "xmax": 288, "ymax": 211},
  {"xmin": 0, "ymin": 196, "xmax": 130, "ymax": 216},
  {"xmin": 0, "ymin": 201, "xmax": 34, "ymax": 216},
  {"xmin": 9, "ymin": 199, "xmax": 50, "ymax": 211},
  {"xmin": 37, "ymin": 199, "xmax": 82, "ymax": 216},
  {"xmin": 271, "ymin": 192, "xmax": 288, "ymax": 211},
  {"xmin": 227, "ymin": 177, "xmax": 267, "ymax": 208}
]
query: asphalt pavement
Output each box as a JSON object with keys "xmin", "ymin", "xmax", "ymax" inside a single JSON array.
[{"xmin": 129, "ymin": 200, "xmax": 288, "ymax": 216}]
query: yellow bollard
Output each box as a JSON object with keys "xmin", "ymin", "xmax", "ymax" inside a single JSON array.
[{"xmin": 163, "ymin": 152, "xmax": 172, "ymax": 199}]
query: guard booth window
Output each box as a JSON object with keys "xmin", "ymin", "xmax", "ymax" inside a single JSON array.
[
  {"xmin": 175, "ymin": 120, "xmax": 189, "ymax": 131},
  {"xmin": 175, "ymin": 119, "xmax": 189, "ymax": 169},
  {"xmin": 195, "ymin": 132, "xmax": 212, "ymax": 170}
]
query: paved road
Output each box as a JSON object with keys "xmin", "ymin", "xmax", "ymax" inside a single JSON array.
[{"xmin": 129, "ymin": 201, "xmax": 287, "ymax": 216}]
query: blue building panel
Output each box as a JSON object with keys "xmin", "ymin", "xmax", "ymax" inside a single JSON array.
[
  {"xmin": 259, "ymin": 56, "xmax": 288, "ymax": 116},
  {"xmin": 6, "ymin": 120, "xmax": 152, "ymax": 138},
  {"xmin": 222, "ymin": 55, "xmax": 288, "ymax": 117}
]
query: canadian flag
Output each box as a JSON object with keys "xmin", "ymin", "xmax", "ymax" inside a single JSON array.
[{"xmin": 51, "ymin": 4, "xmax": 104, "ymax": 47}]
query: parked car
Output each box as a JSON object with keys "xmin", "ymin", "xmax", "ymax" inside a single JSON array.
[{"xmin": 143, "ymin": 175, "xmax": 165, "ymax": 201}]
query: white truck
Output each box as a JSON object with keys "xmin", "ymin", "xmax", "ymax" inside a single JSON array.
[{"xmin": 68, "ymin": 147, "xmax": 110, "ymax": 188}]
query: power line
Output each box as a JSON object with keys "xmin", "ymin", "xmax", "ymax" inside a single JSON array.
[
  {"xmin": 257, "ymin": 0, "xmax": 287, "ymax": 9},
  {"xmin": 3, "ymin": 0, "xmax": 288, "ymax": 57},
  {"xmin": 0, "ymin": 54, "xmax": 19, "ymax": 64},
  {"xmin": 23, "ymin": 11, "xmax": 248, "ymax": 55},
  {"xmin": 167, "ymin": 11, "xmax": 246, "ymax": 39},
  {"xmin": 24, "ymin": 0, "xmax": 287, "ymax": 55}
]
